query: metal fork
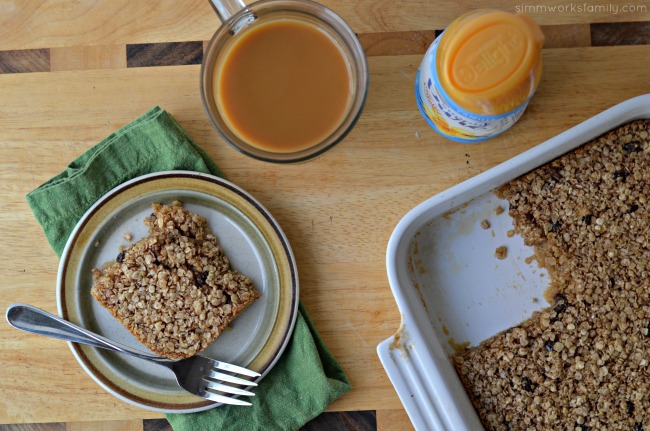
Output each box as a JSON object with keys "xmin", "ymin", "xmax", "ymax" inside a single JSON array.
[{"xmin": 5, "ymin": 303, "xmax": 261, "ymax": 406}]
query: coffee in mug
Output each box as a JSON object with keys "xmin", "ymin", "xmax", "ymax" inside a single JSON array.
[{"xmin": 201, "ymin": 0, "xmax": 369, "ymax": 163}]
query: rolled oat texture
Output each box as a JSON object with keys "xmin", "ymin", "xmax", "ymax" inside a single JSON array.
[
  {"xmin": 453, "ymin": 120, "xmax": 650, "ymax": 430},
  {"xmin": 91, "ymin": 201, "xmax": 259, "ymax": 360}
]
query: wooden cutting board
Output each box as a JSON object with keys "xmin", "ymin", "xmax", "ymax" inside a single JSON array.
[{"xmin": 0, "ymin": 1, "xmax": 649, "ymax": 429}]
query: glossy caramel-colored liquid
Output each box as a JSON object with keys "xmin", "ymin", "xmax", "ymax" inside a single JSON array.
[{"xmin": 215, "ymin": 19, "xmax": 351, "ymax": 153}]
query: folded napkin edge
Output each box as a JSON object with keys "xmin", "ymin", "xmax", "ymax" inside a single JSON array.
[{"xmin": 27, "ymin": 106, "xmax": 166, "ymax": 197}]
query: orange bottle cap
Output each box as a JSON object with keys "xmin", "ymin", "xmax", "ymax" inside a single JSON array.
[{"xmin": 436, "ymin": 10, "xmax": 544, "ymax": 116}]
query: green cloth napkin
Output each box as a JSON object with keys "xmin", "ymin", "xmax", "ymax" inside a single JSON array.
[{"xmin": 26, "ymin": 106, "xmax": 351, "ymax": 431}]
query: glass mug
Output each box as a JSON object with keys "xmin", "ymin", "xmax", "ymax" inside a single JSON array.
[{"xmin": 201, "ymin": 0, "xmax": 369, "ymax": 163}]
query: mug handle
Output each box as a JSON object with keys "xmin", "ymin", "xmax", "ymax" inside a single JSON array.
[{"xmin": 210, "ymin": 0, "xmax": 246, "ymax": 22}]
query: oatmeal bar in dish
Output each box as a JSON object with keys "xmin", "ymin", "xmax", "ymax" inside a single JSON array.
[{"xmin": 454, "ymin": 120, "xmax": 650, "ymax": 430}]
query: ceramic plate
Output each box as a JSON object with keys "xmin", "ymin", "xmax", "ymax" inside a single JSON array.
[{"xmin": 56, "ymin": 171, "xmax": 299, "ymax": 413}]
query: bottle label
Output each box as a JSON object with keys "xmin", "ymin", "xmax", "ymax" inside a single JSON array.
[{"xmin": 415, "ymin": 35, "xmax": 528, "ymax": 143}]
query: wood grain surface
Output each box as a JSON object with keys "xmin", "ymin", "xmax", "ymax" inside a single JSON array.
[{"xmin": 0, "ymin": 0, "xmax": 649, "ymax": 430}]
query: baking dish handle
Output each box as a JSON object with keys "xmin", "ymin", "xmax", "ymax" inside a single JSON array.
[{"xmin": 377, "ymin": 319, "xmax": 484, "ymax": 431}]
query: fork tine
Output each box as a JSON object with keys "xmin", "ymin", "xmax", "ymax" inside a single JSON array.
[
  {"xmin": 212, "ymin": 360, "xmax": 261, "ymax": 378},
  {"xmin": 202, "ymin": 390, "xmax": 253, "ymax": 406},
  {"xmin": 204, "ymin": 380, "xmax": 256, "ymax": 397},
  {"xmin": 206, "ymin": 369, "xmax": 258, "ymax": 387}
]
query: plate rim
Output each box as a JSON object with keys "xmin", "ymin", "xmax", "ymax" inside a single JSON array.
[{"xmin": 56, "ymin": 170, "xmax": 299, "ymax": 413}]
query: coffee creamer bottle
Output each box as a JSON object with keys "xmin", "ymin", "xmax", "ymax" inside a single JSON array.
[{"xmin": 416, "ymin": 10, "xmax": 545, "ymax": 142}]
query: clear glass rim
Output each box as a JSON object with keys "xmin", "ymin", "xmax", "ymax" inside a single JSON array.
[{"xmin": 200, "ymin": 0, "xmax": 369, "ymax": 163}]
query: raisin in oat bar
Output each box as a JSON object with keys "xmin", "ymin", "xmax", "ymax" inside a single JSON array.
[
  {"xmin": 453, "ymin": 120, "xmax": 650, "ymax": 430},
  {"xmin": 91, "ymin": 201, "xmax": 259, "ymax": 360}
]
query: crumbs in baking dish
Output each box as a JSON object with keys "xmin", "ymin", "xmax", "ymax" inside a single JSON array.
[{"xmin": 494, "ymin": 246, "xmax": 508, "ymax": 260}]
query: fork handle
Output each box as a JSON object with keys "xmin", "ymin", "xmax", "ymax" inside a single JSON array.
[{"xmin": 6, "ymin": 303, "xmax": 170, "ymax": 364}]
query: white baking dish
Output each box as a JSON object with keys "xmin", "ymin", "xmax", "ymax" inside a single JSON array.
[{"xmin": 377, "ymin": 94, "xmax": 650, "ymax": 431}]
